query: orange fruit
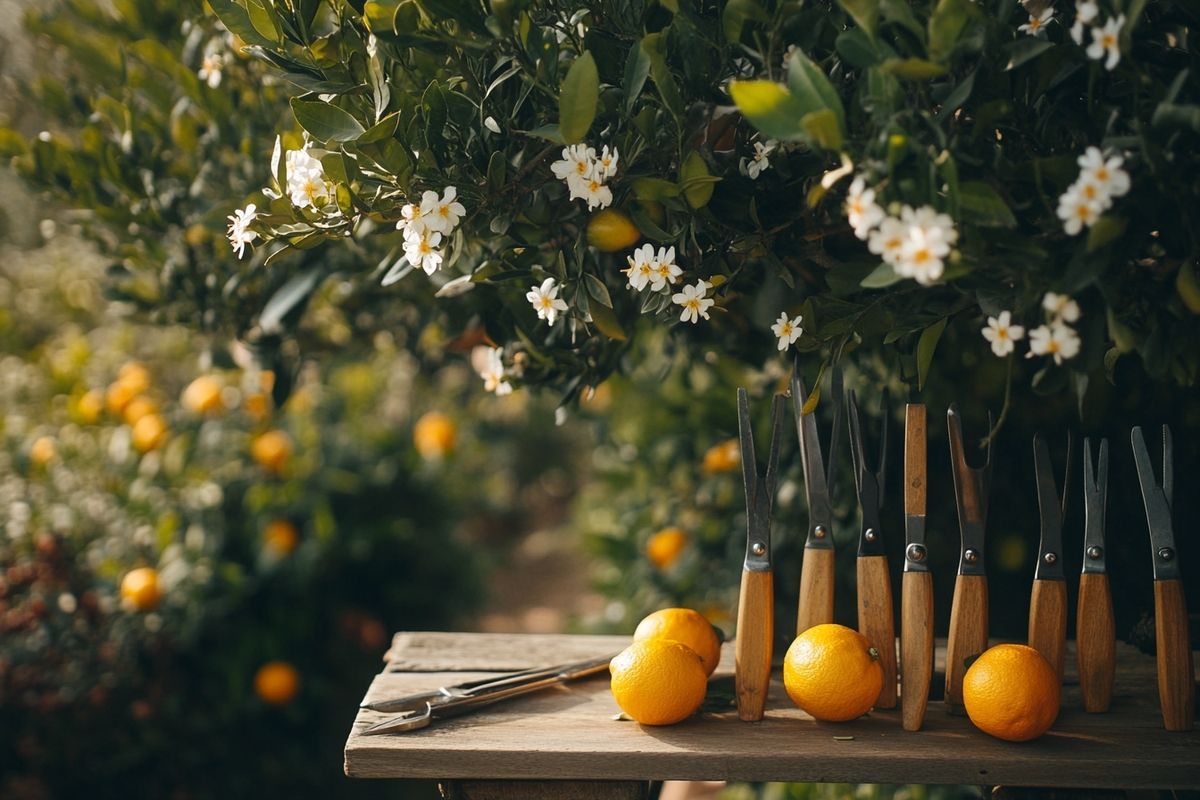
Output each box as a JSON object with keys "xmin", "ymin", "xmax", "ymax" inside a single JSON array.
[
  {"xmin": 29, "ymin": 437, "xmax": 56, "ymax": 467},
  {"xmin": 131, "ymin": 413, "xmax": 168, "ymax": 453},
  {"xmin": 263, "ymin": 519, "xmax": 299, "ymax": 556},
  {"xmin": 701, "ymin": 438, "xmax": 740, "ymax": 473},
  {"xmin": 120, "ymin": 567, "xmax": 161, "ymax": 611},
  {"xmin": 251, "ymin": 430, "xmax": 292, "ymax": 473},
  {"xmin": 586, "ymin": 209, "xmax": 641, "ymax": 252},
  {"xmin": 105, "ymin": 380, "xmax": 139, "ymax": 417},
  {"xmin": 117, "ymin": 362, "xmax": 152, "ymax": 395},
  {"xmin": 646, "ymin": 527, "xmax": 689, "ymax": 570},
  {"xmin": 182, "ymin": 375, "xmax": 225, "ymax": 414},
  {"xmin": 783, "ymin": 623, "xmax": 883, "ymax": 721},
  {"xmin": 244, "ymin": 392, "xmax": 271, "ymax": 421},
  {"xmin": 254, "ymin": 661, "xmax": 300, "ymax": 705},
  {"xmin": 122, "ymin": 396, "xmax": 159, "ymax": 426},
  {"xmin": 413, "ymin": 411, "xmax": 457, "ymax": 459},
  {"xmin": 963, "ymin": 643, "xmax": 1060, "ymax": 742},
  {"xmin": 633, "ymin": 608, "xmax": 721, "ymax": 676},
  {"xmin": 77, "ymin": 389, "xmax": 104, "ymax": 424},
  {"xmin": 609, "ymin": 639, "xmax": 707, "ymax": 725}
]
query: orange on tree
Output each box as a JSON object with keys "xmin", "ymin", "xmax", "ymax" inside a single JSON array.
[
  {"xmin": 244, "ymin": 392, "xmax": 271, "ymax": 420},
  {"xmin": 413, "ymin": 411, "xmax": 457, "ymax": 459},
  {"xmin": 120, "ymin": 567, "xmax": 161, "ymax": 611},
  {"xmin": 105, "ymin": 380, "xmax": 140, "ymax": 417},
  {"xmin": 963, "ymin": 643, "xmax": 1060, "ymax": 742},
  {"xmin": 182, "ymin": 375, "xmax": 225, "ymax": 414},
  {"xmin": 586, "ymin": 208, "xmax": 641, "ymax": 252},
  {"xmin": 251, "ymin": 430, "xmax": 293, "ymax": 473},
  {"xmin": 29, "ymin": 436, "xmax": 56, "ymax": 467},
  {"xmin": 701, "ymin": 438, "xmax": 740, "ymax": 473},
  {"xmin": 263, "ymin": 519, "xmax": 299, "ymax": 556},
  {"xmin": 122, "ymin": 396, "xmax": 159, "ymax": 427},
  {"xmin": 77, "ymin": 389, "xmax": 104, "ymax": 424},
  {"xmin": 117, "ymin": 361, "xmax": 152, "ymax": 395},
  {"xmin": 646, "ymin": 527, "xmax": 689, "ymax": 570},
  {"xmin": 783, "ymin": 623, "xmax": 883, "ymax": 721},
  {"xmin": 131, "ymin": 413, "xmax": 168, "ymax": 453},
  {"xmin": 633, "ymin": 607, "xmax": 721, "ymax": 676},
  {"xmin": 609, "ymin": 639, "xmax": 707, "ymax": 725},
  {"xmin": 254, "ymin": 661, "xmax": 300, "ymax": 705}
]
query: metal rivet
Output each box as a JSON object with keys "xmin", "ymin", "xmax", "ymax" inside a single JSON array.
[
  {"xmin": 1086, "ymin": 545, "xmax": 1103, "ymax": 560},
  {"xmin": 964, "ymin": 548, "xmax": 980, "ymax": 564},
  {"xmin": 1043, "ymin": 552, "xmax": 1058, "ymax": 566},
  {"xmin": 906, "ymin": 544, "xmax": 927, "ymax": 563},
  {"xmin": 814, "ymin": 525, "xmax": 828, "ymax": 539},
  {"xmin": 751, "ymin": 542, "xmax": 766, "ymax": 557},
  {"xmin": 864, "ymin": 528, "xmax": 878, "ymax": 543},
  {"xmin": 1158, "ymin": 547, "xmax": 1175, "ymax": 562}
]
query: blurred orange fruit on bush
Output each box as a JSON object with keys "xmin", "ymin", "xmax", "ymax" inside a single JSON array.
[
  {"xmin": 646, "ymin": 527, "xmax": 689, "ymax": 570},
  {"xmin": 783, "ymin": 623, "xmax": 883, "ymax": 721},
  {"xmin": 263, "ymin": 520, "xmax": 299, "ymax": 556},
  {"xmin": 633, "ymin": 608, "xmax": 721, "ymax": 676},
  {"xmin": 105, "ymin": 380, "xmax": 139, "ymax": 416},
  {"xmin": 586, "ymin": 208, "xmax": 641, "ymax": 252},
  {"xmin": 122, "ymin": 396, "xmax": 159, "ymax": 427},
  {"xmin": 963, "ymin": 643, "xmax": 1059, "ymax": 741},
  {"xmin": 77, "ymin": 389, "xmax": 104, "ymax": 424},
  {"xmin": 251, "ymin": 430, "xmax": 292, "ymax": 473},
  {"xmin": 132, "ymin": 414, "xmax": 168, "ymax": 453},
  {"xmin": 29, "ymin": 436, "xmax": 56, "ymax": 466},
  {"xmin": 254, "ymin": 661, "xmax": 300, "ymax": 705},
  {"xmin": 182, "ymin": 375, "xmax": 225, "ymax": 414},
  {"xmin": 244, "ymin": 392, "xmax": 271, "ymax": 420},
  {"xmin": 117, "ymin": 361, "xmax": 152, "ymax": 394},
  {"xmin": 609, "ymin": 639, "xmax": 707, "ymax": 725},
  {"xmin": 120, "ymin": 567, "xmax": 161, "ymax": 611},
  {"xmin": 413, "ymin": 411, "xmax": 457, "ymax": 459},
  {"xmin": 701, "ymin": 439, "xmax": 740, "ymax": 473}
]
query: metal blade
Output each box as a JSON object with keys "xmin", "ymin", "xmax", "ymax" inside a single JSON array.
[
  {"xmin": 738, "ymin": 388, "xmax": 771, "ymax": 572},
  {"xmin": 1032, "ymin": 435, "xmax": 1064, "ymax": 580},
  {"xmin": 1132, "ymin": 426, "xmax": 1179, "ymax": 581},
  {"xmin": 947, "ymin": 405, "xmax": 986, "ymax": 576},
  {"xmin": 1081, "ymin": 437, "xmax": 1109, "ymax": 575},
  {"xmin": 792, "ymin": 371, "xmax": 834, "ymax": 548}
]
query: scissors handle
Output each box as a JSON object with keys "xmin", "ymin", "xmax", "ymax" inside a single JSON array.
[
  {"xmin": 857, "ymin": 554, "xmax": 896, "ymax": 709},
  {"xmin": 1076, "ymin": 572, "xmax": 1115, "ymax": 712},
  {"xmin": 735, "ymin": 569, "xmax": 773, "ymax": 721},
  {"xmin": 945, "ymin": 573, "xmax": 988, "ymax": 711},
  {"xmin": 1028, "ymin": 578, "xmax": 1067, "ymax": 684},
  {"xmin": 900, "ymin": 570, "xmax": 933, "ymax": 731},
  {"xmin": 796, "ymin": 547, "xmax": 835, "ymax": 635},
  {"xmin": 1154, "ymin": 578, "xmax": 1195, "ymax": 731}
]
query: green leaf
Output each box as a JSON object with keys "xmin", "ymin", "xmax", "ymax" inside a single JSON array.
[
  {"xmin": 801, "ymin": 109, "xmax": 843, "ymax": 150},
  {"xmin": 260, "ymin": 267, "xmax": 323, "ymax": 335},
  {"xmin": 722, "ymin": 0, "xmax": 769, "ymax": 43},
  {"xmin": 244, "ymin": 0, "xmax": 282, "ymax": 44},
  {"xmin": 836, "ymin": 29, "xmax": 883, "ymax": 68},
  {"xmin": 679, "ymin": 151, "xmax": 716, "ymax": 209},
  {"xmin": 642, "ymin": 33, "xmax": 684, "ymax": 120},
  {"xmin": 290, "ymin": 98, "xmax": 366, "ymax": 143},
  {"xmin": 588, "ymin": 295, "xmax": 627, "ymax": 340},
  {"xmin": 879, "ymin": 0, "xmax": 925, "ymax": 41},
  {"xmin": 837, "ymin": 0, "xmax": 879, "ymax": 39},
  {"xmin": 1004, "ymin": 38, "xmax": 1055, "ymax": 70},
  {"xmin": 559, "ymin": 51, "xmax": 599, "ymax": 144},
  {"xmin": 927, "ymin": 0, "xmax": 971, "ymax": 62},
  {"xmin": 958, "ymin": 181, "xmax": 1016, "ymax": 228},
  {"xmin": 1087, "ymin": 216, "xmax": 1127, "ymax": 252},
  {"xmin": 881, "ymin": 58, "xmax": 948, "ymax": 80},
  {"xmin": 622, "ymin": 41, "xmax": 650, "ymax": 116},
  {"xmin": 584, "ymin": 273, "xmax": 613, "ymax": 308},
  {"xmin": 861, "ymin": 262, "xmax": 904, "ymax": 288},
  {"xmin": 728, "ymin": 80, "xmax": 808, "ymax": 141},
  {"xmin": 206, "ymin": 0, "xmax": 278, "ymax": 48},
  {"xmin": 632, "ymin": 177, "xmax": 681, "ymax": 201},
  {"xmin": 787, "ymin": 52, "xmax": 846, "ymax": 137},
  {"xmin": 916, "ymin": 318, "xmax": 947, "ymax": 390}
]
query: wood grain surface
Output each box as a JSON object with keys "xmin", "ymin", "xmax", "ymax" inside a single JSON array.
[
  {"xmin": 900, "ymin": 570, "xmax": 933, "ymax": 732},
  {"xmin": 735, "ymin": 570, "xmax": 773, "ymax": 722},
  {"xmin": 904, "ymin": 405, "xmax": 926, "ymax": 516},
  {"xmin": 1076, "ymin": 572, "xmax": 1115, "ymax": 712},
  {"xmin": 1154, "ymin": 579, "xmax": 1196, "ymax": 732},
  {"xmin": 1029, "ymin": 579, "xmax": 1068, "ymax": 684},
  {"xmin": 857, "ymin": 555, "xmax": 897, "ymax": 709},
  {"xmin": 944, "ymin": 574, "xmax": 987, "ymax": 710},
  {"xmin": 346, "ymin": 632, "xmax": 1200, "ymax": 787},
  {"xmin": 796, "ymin": 547, "xmax": 835, "ymax": 635}
]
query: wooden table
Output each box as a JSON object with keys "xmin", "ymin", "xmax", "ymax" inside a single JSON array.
[{"xmin": 345, "ymin": 632, "xmax": 1200, "ymax": 798}]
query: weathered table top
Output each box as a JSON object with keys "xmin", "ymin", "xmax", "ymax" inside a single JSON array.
[{"xmin": 345, "ymin": 632, "xmax": 1200, "ymax": 788}]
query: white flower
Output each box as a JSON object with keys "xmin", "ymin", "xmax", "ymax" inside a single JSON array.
[
  {"xmin": 1070, "ymin": 0, "xmax": 1099, "ymax": 44},
  {"xmin": 550, "ymin": 144, "xmax": 597, "ymax": 183},
  {"xmin": 484, "ymin": 116, "xmax": 502, "ymax": 134},
  {"xmin": 403, "ymin": 227, "xmax": 444, "ymax": 275},
  {"xmin": 1056, "ymin": 186, "xmax": 1102, "ymax": 235},
  {"xmin": 1087, "ymin": 14, "xmax": 1124, "ymax": 70},
  {"xmin": 771, "ymin": 312, "xmax": 804, "ymax": 351},
  {"xmin": 650, "ymin": 246, "xmax": 682, "ymax": 291},
  {"xmin": 744, "ymin": 140, "xmax": 776, "ymax": 180},
  {"xmin": 398, "ymin": 201, "xmax": 426, "ymax": 234},
  {"xmin": 477, "ymin": 347, "xmax": 513, "ymax": 396},
  {"xmin": 1042, "ymin": 292, "xmax": 1082, "ymax": 324},
  {"xmin": 868, "ymin": 216, "xmax": 907, "ymax": 265},
  {"xmin": 570, "ymin": 174, "xmax": 614, "ymax": 211},
  {"xmin": 981, "ymin": 310, "xmax": 1025, "ymax": 357},
  {"xmin": 594, "ymin": 145, "xmax": 620, "ymax": 181},
  {"xmin": 895, "ymin": 230, "xmax": 946, "ymax": 285},
  {"xmin": 900, "ymin": 205, "xmax": 959, "ymax": 250},
  {"xmin": 1077, "ymin": 147, "xmax": 1131, "ymax": 199},
  {"xmin": 1027, "ymin": 322, "xmax": 1082, "ymax": 364},
  {"xmin": 525, "ymin": 277, "xmax": 569, "ymax": 327},
  {"xmin": 846, "ymin": 177, "xmax": 885, "ymax": 241},
  {"xmin": 226, "ymin": 204, "xmax": 258, "ymax": 259},
  {"xmin": 1019, "ymin": 7, "xmax": 1054, "ymax": 36},
  {"xmin": 198, "ymin": 51, "xmax": 224, "ymax": 88},
  {"xmin": 419, "ymin": 186, "xmax": 466, "ymax": 235},
  {"xmin": 782, "ymin": 45, "xmax": 798, "ymax": 69},
  {"xmin": 285, "ymin": 149, "xmax": 329, "ymax": 209},
  {"xmin": 623, "ymin": 244, "xmax": 657, "ymax": 291},
  {"xmin": 672, "ymin": 280, "xmax": 714, "ymax": 324}
]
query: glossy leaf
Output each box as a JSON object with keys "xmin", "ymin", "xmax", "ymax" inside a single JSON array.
[
  {"xmin": 559, "ymin": 51, "xmax": 599, "ymax": 144},
  {"xmin": 916, "ymin": 318, "xmax": 947, "ymax": 391},
  {"xmin": 728, "ymin": 80, "xmax": 808, "ymax": 141},
  {"xmin": 291, "ymin": 98, "xmax": 366, "ymax": 143}
]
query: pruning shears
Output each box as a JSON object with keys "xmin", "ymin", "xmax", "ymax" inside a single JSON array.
[
  {"xmin": 1027, "ymin": 432, "xmax": 1074, "ymax": 685},
  {"xmin": 900, "ymin": 403, "xmax": 932, "ymax": 731},
  {"xmin": 1077, "ymin": 437, "xmax": 1114, "ymax": 713}
]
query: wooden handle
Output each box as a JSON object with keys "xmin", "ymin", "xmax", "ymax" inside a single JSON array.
[
  {"xmin": 1028, "ymin": 578, "xmax": 1068, "ymax": 684},
  {"xmin": 904, "ymin": 405, "xmax": 926, "ymax": 517},
  {"xmin": 736, "ymin": 569, "xmax": 774, "ymax": 722},
  {"xmin": 945, "ymin": 573, "xmax": 988, "ymax": 709},
  {"xmin": 901, "ymin": 570, "xmax": 933, "ymax": 731},
  {"xmin": 1154, "ymin": 579, "xmax": 1195, "ymax": 731},
  {"xmin": 857, "ymin": 555, "xmax": 896, "ymax": 709},
  {"xmin": 1077, "ymin": 572, "xmax": 1115, "ymax": 712},
  {"xmin": 797, "ymin": 547, "xmax": 835, "ymax": 635}
]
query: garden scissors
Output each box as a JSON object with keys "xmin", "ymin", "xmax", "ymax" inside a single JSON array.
[
  {"xmin": 847, "ymin": 389, "xmax": 896, "ymax": 710},
  {"xmin": 792, "ymin": 363, "xmax": 843, "ymax": 635},
  {"xmin": 359, "ymin": 654, "xmax": 616, "ymax": 734},
  {"xmin": 901, "ymin": 403, "xmax": 932, "ymax": 731},
  {"xmin": 1132, "ymin": 424, "xmax": 1194, "ymax": 732},
  {"xmin": 735, "ymin": 388, "xmax": 785, "ymax": 722},
  {"xmin": 1028, "ymin": 432, "xmax": 1074, "ymax": 684},
  {"xmin": 945, "ymin": 405, "xmax": 992, "ymax": 712},
  {"xmin": 1077, "ymin": 437, "xmax": 1114, "ymax": 712}
]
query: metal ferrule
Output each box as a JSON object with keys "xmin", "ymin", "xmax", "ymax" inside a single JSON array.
[
  {"xmin": 857, "ymin": 523, "xmax": 886, "ymax": 558},
  {"xmin": 903, "ymin": 514, "xmax": 929, "ymax": 573},
  {"xmin": 744, "ymin": 529, "xmax": 771, "ymax": 572},
  {"xmin": 1150, "ymin": 538, "xmax": 1181, "ymax": 582},
  {"xmin": 1081, "ymin": 531, "xmax": 1106, "ymax": 574},
  {"xmin": 1033, "ymin": 546, "xmax": 1065, "ymax": 581},
  {"xmin": 804, "ymin": 523, "xmax": 835, "ymax": 550},
  {"xmin": 957, "ymin": 521, "xmax": 986, "ymax": 576}
]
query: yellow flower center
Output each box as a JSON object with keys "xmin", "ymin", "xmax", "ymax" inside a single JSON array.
[
  {"xmin": 1082, "ymin": 184, "xmax": 1097, "ymax": 199},
  {"xmin": 1076, "ymin": 203, "xmax": 1092, "ymax": 220},
  {"xmin": 439, "ymin": 204, "xmax": 450, "ymax": 217},
  {"xmin": 1096, "ymin": 167, "xmax": 1109, "ymax": 181},
  {"xmin": 1103, "ymin": 34, "xmax": 1115, "ymax": 47},
  {"xmin": 913, "ymin": 248, "xmax": 932, "ymax": 264},
  {"xmin": 575, "ymin": 161, "xmax": 588, "ymax": 174}
]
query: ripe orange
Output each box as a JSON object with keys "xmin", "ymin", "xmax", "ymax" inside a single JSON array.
[
  {"xmin": 609, "ymin": 639, "xmax": 707, "ymax": 725},
  {"xmin": 121, "ymin": 567, "xmax": 161, "ymax": 611},
  {"xmin": 77, "ymin": 389, "xmax": 104, "ymax": 424},
  {"xmin": 254, "ymin": 661, "xmax": 300, "ymax": 705},
  {"xmin": 587, "ymin": 209, "xmax": 642, "ymax": 252},
  {"xmin": 182, "ymin": 375, "xmax": 225, "ymax": 414},
  {"xmin": 413, "ymin": 411, "xmax": 457, "ymax": 459},
  {"xmin": 122, "ymin": 396, "xmax": 159, "ymax": 427},
  {"xmin": 263, "ymin": 519, "xmax": 299, "ymax": 556},
  {"xmin": 633, "ymin": 608, "xmax": 721, "ymax": 676},
  {"xmin": 783, "ymin": 623, "xmax": 883, "ymax": 721},
  {"xmin": 701, "ymin": 438, "xmax": 740, "ymax": 473},
  {"xmin": 117, "ymin": 362, "xmax": 152, "ymax": 395},
  {"xmin": 244, "ymin": 392, "xmax": 271, "ymax": 421},
  {"xmin": 963, "ymin": 643, "xmax": 1060, "ymax": 742},
  {"xmin": 105, "ymin": 380, "xmax": 139, "ymax": 417},
  {"xmin": 251, "ymin": 430, "xmax": 292, "ymax": 473},
  {"xmin": 29, "ymin": 437, "xmax": 56, "ymax": 467},
  {"xmin": 646, "ymin": 527, "xmax": 689, "ymax": 570},
  {"xmin": 131, "ymin": 413, "xmax": 168, "ymax": 453}
]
